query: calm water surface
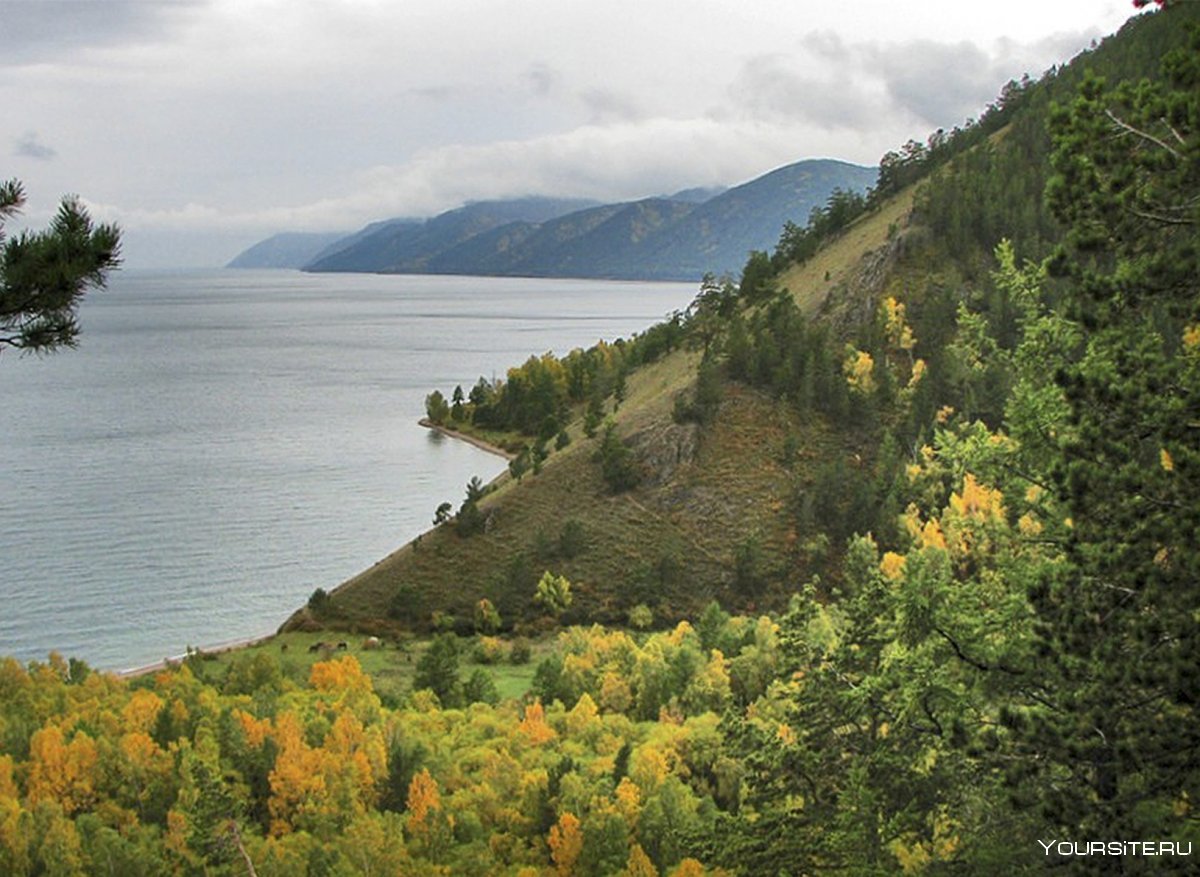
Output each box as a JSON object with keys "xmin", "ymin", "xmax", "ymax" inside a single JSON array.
[{"xmin": 0, "ymin": 270, "xmax": 695, "ymax": 670}]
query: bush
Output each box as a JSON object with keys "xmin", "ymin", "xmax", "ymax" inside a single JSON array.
[
  {"xmin": 628, "ymin": 604, "xmax": 654, "ymax": 630},
  {"xmin": 463, "ymin": 668, "xmax": 499, "ymax": 705},
  {"xmin": 473, "ymin": 636, "xmax": 506, "ymax": 665},
  {"xmin": 307, "ymin": 588, "xmax": 331, "ymax": 617},
  {"xmin": 509, "ymin": 638, "xmax": 533, "ymax": 665},
  {"xmin": 595, "ymin": 421, "xmax": 641, "ymax": 493},
  {"xmin": 558, "ymin": 519, "xmax": 588, "ymax": 559},
  {"xmin": 456, "ymin": 501, "xmax": 486, "ymax": 536},
  {"xmin": 474, "ymin": 598, "xmax": 501, "ymax": 635}
]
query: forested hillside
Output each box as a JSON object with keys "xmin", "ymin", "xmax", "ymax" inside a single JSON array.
[{"xmin": 2, "ymin": 4, "xmax": 1196, "ymax": 874}]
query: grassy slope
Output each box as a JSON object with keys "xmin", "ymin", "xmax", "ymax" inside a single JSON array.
[{"xmin": 287, "ymin": 184, "xmax": 919, "ymax": 635}]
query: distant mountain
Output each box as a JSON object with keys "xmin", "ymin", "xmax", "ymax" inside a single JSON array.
[
  {"xmin": 435, "ymin": 198, "xmax": 701, "ymax": 278},
  {"xmin": 666, "ymin": 185, "xmax": 728, "ymax": 204},
  {"xmin": 303, "ymin": 197, "xmax": 599, "ymax": 273},
  {"xmin": 306, "ymin": 217, "xmax": 421, "ymax": 266},
  {"xmin": 235, "ymin": 159, "xmax": 876, "ymax": 280},
  {"xmin": 633, "ymin": 159, "xmax": 878, "ymax": 278},
  {"xmin": 225, "ymin": 232, "xmax": 351, "ymax": 269}
]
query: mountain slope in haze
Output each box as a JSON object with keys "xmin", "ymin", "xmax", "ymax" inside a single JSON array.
[
  {"xmin": 631, "ymin": 158, "xmax": 878, "ymax": 278},
  {"xmin": 289, "ymin": 158, "xmax": 874, "ymax": 280},
  {"xmin": 303, "ymin": 197, "xmax": 599, "ymax": 273},
  {"xmin": 451, "ymin": 197, "xmax": 703, "ymax": 279},
  {"xmin": 225, "ymin": 232, "xmax": 351, "ymax": 269}
]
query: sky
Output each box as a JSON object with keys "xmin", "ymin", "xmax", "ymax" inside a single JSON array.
[{"xmin": 1, "ymin": 0, "xmax": 1145, "ymax": 268}]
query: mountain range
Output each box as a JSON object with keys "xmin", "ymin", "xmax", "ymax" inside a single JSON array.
[{"xmin": 227, "ymin": 158, "xmax": 876, "ymax": 281}]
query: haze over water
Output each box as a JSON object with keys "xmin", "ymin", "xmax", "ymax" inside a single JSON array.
[{"xmin": 0, "ymin": 269, "xmax": 695, "ymax": 671}]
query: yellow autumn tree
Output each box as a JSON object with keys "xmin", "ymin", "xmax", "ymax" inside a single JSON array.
[
  {"xmin": 25, "ymin": 725, "xmax": 98, "ymax": 815},
  {"xmin": 668, "ymin": 859, "xmax": 708, "ymax": 877},
  {"xmin": 120, "ymin": 689, "xmax": 164, "ymax": 734},
  {"xmin": 623, "ymin": 842, "xmax": 659, "ymax": 877},
  {"xmin": 267, "ymin": 711, "xmax": 332, "ymax": 835},
  {"xmin": 322, "ymin": 711, "xmax": 387, "ymax": 814},
  {"xmin": 883, "ymin": 296, "xmax": 916, "ymax": 351},
  {"xmin": 565, "ymin": 692, "xmax": 601, "ymax": 739},
  {"xmin": 0, "ymin": 755, "xmax": 29, "ymax": 875},
  {"xmin": 309, "ymin": 655, "xmax": 380, "ymax": 721},
  {"xmin": 404, "ymin": 768, "xmax": 441, "ymax": 841},
  {"xmin": 599, "ymin": 670, "xmax": 634, "ymax": 713},
  {"xmin": 548, "ymin": 811, "xmax": 584, "ymax": 876},
  {"xmin": 517, "ymin": 699, "xmax": 557, "ymax": 746},
  {"xmin": 843, "ymin": 348, "xmax": 876, "ymax": 394},
  {"xmin": 404, "ymin": 766, "xmax": 454, "ymax": 861}
]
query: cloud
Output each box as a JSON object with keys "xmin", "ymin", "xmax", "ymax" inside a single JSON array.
[
  {"xmin": 0, "ymin": 0, "xmax": 205, "ymax": 66},
  {"xmin": 525, "ymin": 63, "xmax": 559, "ymax": 98},
  {"xmin": 14, "ymin": 131, "xmax": 57, "ymax": 161},
  {"xmin": 867, "ymin": 28, "xmax": 1110, "ymax": 127},
  {"xmin": 728, "ymin": 53, "xmax": 882, "ymax": 130},
  {"xmin": 869, "ymin": 40, "xmax": 1002, "ymax": 126},
  {"xmin": 85, "ymin": 115, "xmax": 828, "ymax": 237},
  {"xmin": 729, "ymin": 26, "xmax": 1112, "ymax": 136},
  {"xmin": 578, "ymin": 89, "xmax": 645, "ymax": 124}
]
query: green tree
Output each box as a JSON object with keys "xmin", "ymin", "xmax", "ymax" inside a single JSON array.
[
  {"xmin": 450, "ymin": 384, "xmax": 465, "ymax": 421},
  {"xmin": 595, "ymin": 421, "xmax": 641, "ymax": 493},
  {"xmin": 1, "ymin": 179, "xmax": 120, "ymax": 355},
  {"xmin": 424, "ymin": 390, "xmax": 450, "ymax": 424},
  {"xmin": 583, "ymin": 392, "xmax": 605, "ymax": 438},
  {"xmin": 473, "ymin": 598, "xmax": 501, "ymax": 635},
  {"xmin": 1015, "ymin": 21, "xmax": 1200, "ymax": 841},
  {"xmin": 412, "ymin": 634, "xmax": 462, "ymax": 707},
  {"xmin": 456, "ymin": 476, "xmax": 487, "ymax": 536},
  {"xmin": 534, "ymin": 571, "xmax": 573, "ymax": 618}
]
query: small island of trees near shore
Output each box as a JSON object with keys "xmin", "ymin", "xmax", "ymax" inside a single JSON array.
[{"xmin": 2, "ymin": 5, "xmax": 1198, "ymax": 874}]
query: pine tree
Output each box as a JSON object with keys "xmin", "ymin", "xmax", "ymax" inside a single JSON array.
[
  {"xmin": 1019, "ymin": 16, "xmax": 1200, "ymax": 840},
  {"xmin": 1, "ymin": 180, "xmax": 120, "ymax": 355}
]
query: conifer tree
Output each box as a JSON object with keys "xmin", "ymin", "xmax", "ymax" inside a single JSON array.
[{"xmin": 1, "ymin": 180, "xmax": 120, "ymax": 355}]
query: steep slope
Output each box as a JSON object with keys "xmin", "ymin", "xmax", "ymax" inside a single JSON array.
[{"xmin": 286, "ymin": 185, "xmax": 911, "ymax": 635}]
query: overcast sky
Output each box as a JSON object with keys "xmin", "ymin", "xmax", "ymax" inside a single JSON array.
[{"xmin": 2, "ymin": 0, "xmax": 1144, "ymax": 268}]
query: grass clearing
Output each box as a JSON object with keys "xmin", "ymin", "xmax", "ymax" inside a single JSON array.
[{"xmin": 182, "ymin": 629, "xmax": 555, "ymax": 706}]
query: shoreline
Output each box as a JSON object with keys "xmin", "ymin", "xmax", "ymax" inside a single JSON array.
[
  {"xmin": 116, "ymin": 632, "xmax": 275, "ymax": 679},
  {"xmin": 419, "ymin": 418, "xmax": 517, "ymax": 460}
]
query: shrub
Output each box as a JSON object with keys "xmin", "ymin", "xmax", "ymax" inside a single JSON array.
[
  {"xmin": 509, "ymin": 638, "xmax": 533, "ymax": 665},
  {"xmin": 628, "ymin": 604, "xmax": 654, "ymax": 630},
  {"xmin": 558, "ymin": 519, "xmax": 587, "ymax": 559},
  {"xmin": 473, "ymin": 636, "xmax": 506, "ymax": 665}
]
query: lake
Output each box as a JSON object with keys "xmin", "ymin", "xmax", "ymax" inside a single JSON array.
[{"xmin": 0, "ymin": 269, "xmax": 696, "ymax": 670}]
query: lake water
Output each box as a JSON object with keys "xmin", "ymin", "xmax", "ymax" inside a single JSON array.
[{"xmin": 0, "ymin": 269, "xmax": 696, "ymax": 670}]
